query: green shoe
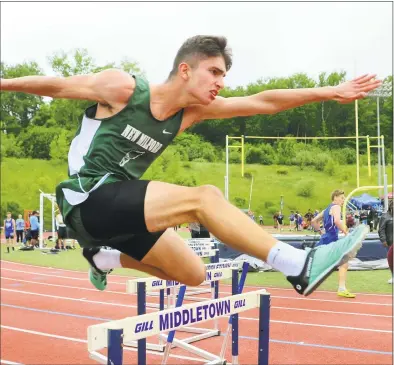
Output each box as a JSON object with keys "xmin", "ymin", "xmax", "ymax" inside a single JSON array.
[
  {"xmin": 88, "ymin": 266, "xmax": 111, "ymax": 291},
  {"xmin": 288, "ymin": 224, "xmax": 369, "ymax": 296},
  {"xmin": 83, "ymin": 247, "xmax": 112, "ymax": 291}
]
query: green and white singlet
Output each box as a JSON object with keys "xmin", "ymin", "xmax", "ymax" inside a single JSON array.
[{"xmin": 56, "ymin": 76, "xmax": 183, "ymax": 223}]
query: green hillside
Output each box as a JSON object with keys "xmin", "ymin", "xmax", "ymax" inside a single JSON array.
[{"xmin": 1, "ymin": 158, "xmax": 392, "ymax": 228}]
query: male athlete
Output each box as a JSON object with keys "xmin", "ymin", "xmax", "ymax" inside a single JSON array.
[
  {"xmin": 311, "ymin": 189, "xmax": 357, "ymax": 298},
  {"xmin": 1, "ymin": 35, "xmax": 376, "ymax": 296},
  {"xmin": 4, "ymin": 212, "xmax": 16, "ymax": 253}
]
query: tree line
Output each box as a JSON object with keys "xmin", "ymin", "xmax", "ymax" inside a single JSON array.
[{"xmin": 1, "ymin": 48, "xmax": 392, "ymax": 164}]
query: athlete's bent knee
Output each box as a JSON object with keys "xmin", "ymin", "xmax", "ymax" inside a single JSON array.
[
  {"xmin": 181, "ymin": 264, "xmax": 206, "ymax": 286},
  {"xmin": 198, "ymin": 184, "xmax": 223, "ymax": 202}
]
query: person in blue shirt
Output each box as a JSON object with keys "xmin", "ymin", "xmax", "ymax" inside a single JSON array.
[
  {"xmin": 311, "ymin": 189, "xmax": 356, "ymax": 298},
  {"xmin": 4, "ymin": 212, "xmax": 16, "ymax": 253},
  {"xmin": 29, "ymin": 211, "xmax": 40, "ymax": 248},
  {"xmin": 15, "ymin": 214, "xmax": 25, "ymax": 246}
]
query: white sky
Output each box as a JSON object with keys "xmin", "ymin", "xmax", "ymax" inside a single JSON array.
[{"xmin": 1, "ymin": 2, "xmax": 392, "ymax": 88}]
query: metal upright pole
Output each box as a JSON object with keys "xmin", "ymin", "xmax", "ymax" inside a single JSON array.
[
  {"xmin": 377, "ymin": 97, "xmax": 382, "ymax": 189},
  {"xmin": 225, "ymin": 135, "xmax": 229, "ymax": 200},
  {"xmin": 39, "ymin": 193, "xmax": 44, "ymax": 249},
  {"xmin": 355, "ymin": 100, "xmax": 360, "ymax": 188}
]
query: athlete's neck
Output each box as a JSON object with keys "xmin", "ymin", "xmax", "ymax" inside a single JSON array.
[{"xmin": 150, "ymin": 79, "xmax": 198, "ymax": 121}]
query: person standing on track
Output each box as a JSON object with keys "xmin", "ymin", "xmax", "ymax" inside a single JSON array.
[
  {"xmin": 15, "ymin": 214, "xmax": 25, "ymax": 247},
  {"xmin": 311, "ymin": 189, "xmax": 357, "ymax": 298},
  {"xmin": 4, "ymin": 212, "xmax": 16, "ymax": 253},
  {"xmin": 378, "ymin": 200, "xmax": 393, "ymax": 284},
  {"xmin": 1, "ymin": 35, "xmax": 376, "ymax": 296}
]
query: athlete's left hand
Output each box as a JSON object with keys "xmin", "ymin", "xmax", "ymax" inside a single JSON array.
[{"xmin": 332, "ymin": 74, "xmax": 382, "ymax": 104}]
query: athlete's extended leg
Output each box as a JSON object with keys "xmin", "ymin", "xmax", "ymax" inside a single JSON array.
[
  {"xmin": 83, "ymin": 229, "xmax": 205, "ymax": 291},
  {"xmin": 142, "ymin": 181, "xmax": 367, "ymax": 296}
]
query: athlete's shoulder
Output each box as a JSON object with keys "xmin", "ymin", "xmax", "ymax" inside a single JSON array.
[{"xmin": 94, "ymin": 69, "xmax": 137, "ymax": 106}]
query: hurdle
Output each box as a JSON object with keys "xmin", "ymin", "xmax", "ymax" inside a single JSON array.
[
  {"xmin": 144, "ymin": 238, "xmax": 221, "ymax": 309},
  {"xmin": 184, "ymin": 238, "xmax": 220, "ymax": 300},
  {"xmin": 88, "ymin": 288, "xmax": 271, "ymax": 365},
  {"xmin": 125, "ymin": 261, "xmax": 249, "ymax": 353}
]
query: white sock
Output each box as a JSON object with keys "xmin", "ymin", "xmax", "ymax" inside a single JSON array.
[
  {"xmin": 267, "ymin": 241, "xmax": 307, "ymax": 277},
  {"xmin": 93, "ymin": 249, "xmax": 122, "ymax": 270},
  {"xmin": 338, "ymin": 286, "xmax": 346, "ymax": 292}
]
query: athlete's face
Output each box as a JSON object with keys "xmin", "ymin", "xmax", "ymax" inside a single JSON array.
[
  {"xmin": 7, "ymin": 213, "xmax": 11, "ymax": 219},
  {"xmin": 333, "ymin": 194, "xmax": 345, "ymax": 206},
  {"xmin": 183, "ymin": 57, "xmax": 226, "ymax": 105}
]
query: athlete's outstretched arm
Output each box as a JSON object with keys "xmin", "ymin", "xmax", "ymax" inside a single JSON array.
[
  {"xmin": 0, "ymin": 69, "xmax": 134, "ymax": 106},
  {"xmin": 198, "ymin": 74, "xmax": 381, "ymax": 120}
]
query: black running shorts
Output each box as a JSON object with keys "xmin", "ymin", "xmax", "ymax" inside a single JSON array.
[{"xmin": 67, "ymin": 180, "xmax": 165, "ymax": 261}]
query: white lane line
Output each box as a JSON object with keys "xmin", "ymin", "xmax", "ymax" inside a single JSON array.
[
  {"xmin": 2, "ymin": 260, "xmax": 392, "ymax": 297},
  {"xmin": 1, "ymin": 278, "xmax": 390, "ymax": 318},
  {"xmin": 1, "ymin": 277, "xmax": 130, "ymax": 296},
  {"xmin": 2, "ymin": 289, "xmax": 391, "ymax": 333},
  {"xmin": 0, "ymin": 325, "xmax": 206, "ymax": 363},
  {"xmin": 1, "ymin": 271, "xmax": 390, "ymax": 307},
  {"xmin": 1, "ymin": 269, "xmax": 125, "ymax": 285}
]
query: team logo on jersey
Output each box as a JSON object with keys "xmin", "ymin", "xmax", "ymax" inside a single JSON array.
[
  {"xmin": 119, "ymin": 149, "xmax": 146, "ymax": 167},
  {"xmin": 121, "ymin": 124, "xmax": 163, "ymax": 153}
]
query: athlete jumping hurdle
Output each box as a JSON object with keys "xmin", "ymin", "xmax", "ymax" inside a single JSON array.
[{"xmin": 1, "ymin": 35, "xmax": 377, "ymax": 296}]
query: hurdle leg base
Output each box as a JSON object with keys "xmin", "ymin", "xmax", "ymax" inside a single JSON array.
[{"xmin": 89, "ymin": 351, "xmax": 107, "ymax": 365}]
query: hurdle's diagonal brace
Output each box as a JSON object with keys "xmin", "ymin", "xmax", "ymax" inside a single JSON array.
[
  {"xmin": 88, "ymin": 289, "xmax": 269, "ymax": 352},
  {"xmin": 161, "ymin": 285, "xmax": 187, "ymax": 364}
]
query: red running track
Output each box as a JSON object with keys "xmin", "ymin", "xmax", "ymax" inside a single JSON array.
[{"xmin": 0, "ymin": 260, "xmax": 392, "ymax": 365}]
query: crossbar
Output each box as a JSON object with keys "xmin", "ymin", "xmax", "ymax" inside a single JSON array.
[{"xmin": 88, "ymin": 289, "xmax": 268, "ymax": 351}]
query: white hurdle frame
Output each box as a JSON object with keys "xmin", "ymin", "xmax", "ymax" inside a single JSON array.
[
  {"xmin": 88, "ymin": 288, "xmax": 271, "ymax": 365},
  {"xmin": 125, "ymin": 260, "xmax": 248, "ymax": 353},
  {"xmin": 39, "ymin": 190, "xmax": 56, "ymax": 249},
  {"xmin": 144, "ymin": 239, "xmax": 220, "ymax": 309}
]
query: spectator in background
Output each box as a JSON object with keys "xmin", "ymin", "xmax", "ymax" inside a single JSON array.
[
  {"xmin": 29, "ymin": 211, "xmax": 40, "ymax": 248},
  {"xmin": 372, "ymin": 207, "xmax": 379, "ymax": 231},
  {"xmin": 259, "ymin": 214, "xmax": 264, "ymax": 225},
  {"xmin": 273, "ymin": 212, "xmax": 279, "ymax": 229},
  {"xmin": 277, "ymin": 212, "xmax": 284, "ymax": 231},
  {"xmin": 304, "ymin": 209, "xmax": 313, "ymax": 230},
  {"xmin": 15, "ymin": 214, "xmax": 25, "ymax": 246},
  {"xmin": 360, "ymin": 209, "xmax": 368, "ymax": 225},
  {"xmin": 4, "ymin": 212, "xmax": 16, "ymax": 253},
  {"xmin": 297, "ymin": 213, "xmax": 303, "ymax": 231},
  {"xmin": 289, "ymin": 211, "xmax": 295, "ymax": 231},
  {"xmin": 354, "ymin": 210, "xmax": 360, "ymax": 227},
  {"xmin": 294, "ymin": 211, "xmax": 300, "ymax": 231},
  {"xmin": 55, "ymin": 207, "xmax": 66, "ymax": 250},
  {"xmin": 378, "ymin": 200, "xmax": 393, "ymax": 284},
  {"xmin": 367, "ymin": 207, "xmax": 374, "ymax": 232}
]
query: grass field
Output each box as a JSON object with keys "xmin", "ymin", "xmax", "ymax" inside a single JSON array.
[
  {"xmin": 1, "ymin": 158, "xmax": 392, "ymax": 228},
  {"xmin": 2, "ymin": 232, "xmax": 392, "ymax": 295}
]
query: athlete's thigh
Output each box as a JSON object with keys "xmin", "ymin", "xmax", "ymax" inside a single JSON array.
[
  {"xmin": 144, "ymin": 181, "xmax": 223, "ymax": 232},
  {"xmin": 141, "ymin": 228, "xmax": 206, "ymax": 286}
]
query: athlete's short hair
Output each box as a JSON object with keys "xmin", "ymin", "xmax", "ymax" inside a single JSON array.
[
  {"xmin": 168, "ymin": 35, "xmax": 232, "ymax": 79},
  {"xmin": 331, "ymin": 189, "xmax": 345, "ymax": 201}
]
